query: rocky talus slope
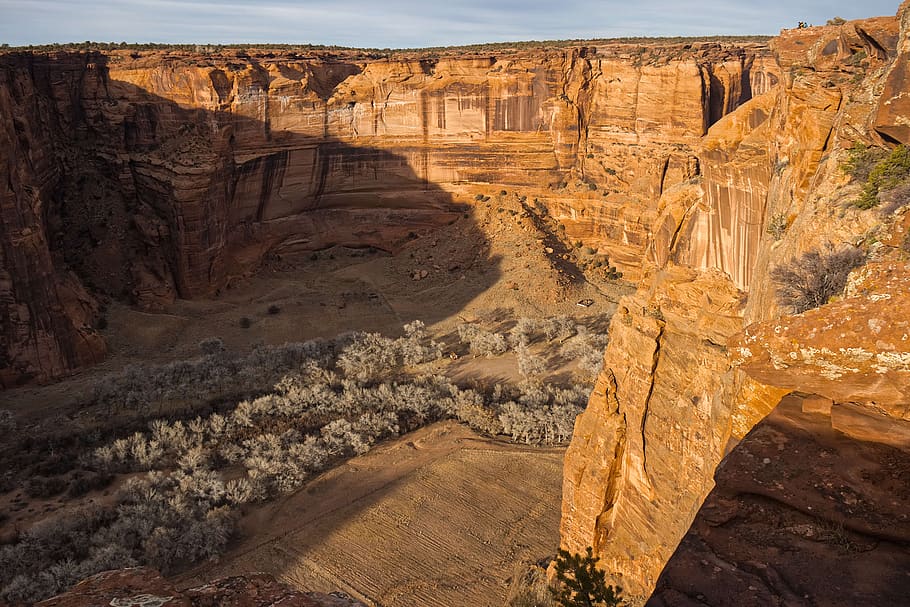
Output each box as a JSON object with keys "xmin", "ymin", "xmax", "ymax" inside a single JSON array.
[
  {"xmin": 0, "ymin": 39, "xmax": 773, "ymax": 385},
  {"xmin": 561, "ymin": 5, "xmax": 910, "ymax": 604}
]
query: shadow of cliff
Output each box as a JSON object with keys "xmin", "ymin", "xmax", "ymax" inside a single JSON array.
[
  {"xmin": 648, "ymin": 394, "xmax": 910, "ymax": 606},
  {"xmin": 1, "ymin": 51, "xmax": 503, "ymax": 384}
]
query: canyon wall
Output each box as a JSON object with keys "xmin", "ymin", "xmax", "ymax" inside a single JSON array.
[
  {"xmin": 561, "ymin": 7, "xmax": 910, "ymax": 603},
  {"xmin": 0, "ymin": 40, "xmax": 774, "ymax": 385}
]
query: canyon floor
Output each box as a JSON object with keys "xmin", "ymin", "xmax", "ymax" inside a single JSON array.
[
  {"xmin": 176, "ymin": 421, "xmax": 564, "ymax": 607},
  {"xmin": 0, "ymin": 190, "xmax": 627, "ymax": 605},
  {"xmin": 2, "ymin": 189, "xmax": 626, "ymax": 421}
]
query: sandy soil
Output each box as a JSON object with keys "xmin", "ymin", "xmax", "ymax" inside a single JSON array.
[
  {"xmin": 176, "ymin": 421, "xmax": 565, "ymax": 607},
  {"xmin": 0, "ymin": 190, "xmax": 628, "ymax": 603}
]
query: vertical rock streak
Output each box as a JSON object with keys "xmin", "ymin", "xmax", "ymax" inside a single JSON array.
[{"xmin": 561, "ymin": 7, "xmax": 910, "ymax": 603}]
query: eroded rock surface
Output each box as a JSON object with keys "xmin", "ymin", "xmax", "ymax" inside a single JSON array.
[{"xmin": 647, "ymin": 395, "xmax": 910, "ymax": 607}]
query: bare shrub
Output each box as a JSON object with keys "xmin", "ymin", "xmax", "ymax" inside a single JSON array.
[
  {"xmin": 770, "ymin": 246, "xmax": 866, "ymax": 313},
  {"xmin": 880, "ymin": 183, "xmax": 910, "ymax": 215},
  {"xmin": 509, "ymin": 317, "xmax": 540, "ymax": 348},
  {"xmin": 337, "ymin": 332, "xmax": 400, "ymax": 382},
  {"xmin": 541, "ymin": 316, "xmax": 576, "ymax": 342},
  {"xmin": 396, "ymin": 320, "xmax": 444, "ymax": 365},
  {"xmin": 198, "ymin": 337, "xmax": 225, "ymax": 356},
  {"xmin": 507, "ymin": 560, "xmax": 557, "ymax": 607},
  {"xmin": 457, "ymin": 323, "xmax": 508, "ymax": 357},
  {"xmin": 24, "ymin": 475, "xmax": 67, "ymax": 498},
  {"xmin": 516, "ymin": 345, "xmax": 547, "ymax": 379}
]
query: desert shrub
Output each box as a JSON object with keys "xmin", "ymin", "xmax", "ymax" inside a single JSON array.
[
  {"xmin": 770, "ymin": 245, "xmax": 866, "ymax": 313},
  {"xmin": 766, "ymin": 213, "xmax": 789, "ymax": 240},
  {"xmin": 457, "ymin": 323, "xmax": 508, "ymax": 357},
  {"xmin": 396, "ymin": 320, "xmax": 444, "ymax": 366},
  {"xmin": 238, "ymin": 316, "xmax": 252, "ymax": 328},
  {"xmin": 24, "ymin": 475, "xmax": 67, "ymax": 498},
  {"xmin": 267, "ymin": 304, "xmax": 281, "ymax": 315},
  {"xmin": 337, "ymin": 332, "xmax": 400, "ymax": 382},
  {"xmin": 826, "ymin": 16, "xmax": 847, "ymax": 25},
  {"xmin": 66, "ymin": 471, "xmax": 113, "ymax": 498},
  {"xmin": 560, "ymin": 327, "xmax": 608, "ymax": 380},
  {"xmin": 856, "ymin": 145, "xmax": 910, "ymax": 209},
  {"xmin": 506, "ymin": 560, "xmax": 557, "ymax": 607},
  {"xmin": 551, "ymin": 547, "xmax": 623, "ymax": 607},
  {"xmin": 452, "ymin": 389, "xmax": 503, "ymax": 435},
  {"xmin": 516, "ymin": 345, "xmax": 547, "ymax": 379},
  {"xmin": 499, "ymin": 401, "xmax": 579, "ymax": 445},
  {"xmin": 198, "ymin": 337, "xmax": 225, "ymax": 356},
  {"xmin": 880, "ymin": 183, "xmax": 910, "ymax": 215},
  {"xmin": 541, "ymin": 316, "xmax": 576, "ymax": 342},
  {"xmin": 91, "ymin": 339, "xmax": 337, "ymax": 412},
  {"xmin": 509, "ymin": 317, "xmax": 540, "ymax": 348}
]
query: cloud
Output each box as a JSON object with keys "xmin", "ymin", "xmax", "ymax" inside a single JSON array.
[{"xmin": 0, "ymin": 0, "xmax": 901, "ymax": 47}]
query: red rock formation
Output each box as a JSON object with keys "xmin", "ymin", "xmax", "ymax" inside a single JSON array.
[
  {"xmin": 561, "ymin": 8, "xmax": 908, "ymax": 603},
  {"xmin": 647, "ymin": 395, "xmax": 910, "ymax": 606},
  {"xmin": 0, "ymin": 41, "xmax": 773, "ymax": 386},
  {"xmin": 0, "ymin": 54, "xmax": 107, "ymax": 387}
]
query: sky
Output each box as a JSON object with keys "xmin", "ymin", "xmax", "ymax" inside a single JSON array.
[{"xmin": 0, "ymin": 0, "xmax": 902, "ymax": 48}]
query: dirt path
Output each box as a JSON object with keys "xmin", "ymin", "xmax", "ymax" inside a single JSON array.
[{"xmin": 177, "ymin": 421, "xmax": 565, "ymax": 607}]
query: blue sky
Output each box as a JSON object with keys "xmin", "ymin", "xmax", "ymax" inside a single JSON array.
[{"xmin": 0, "ymin": 0, "xmax": 901, "ymax": 48}]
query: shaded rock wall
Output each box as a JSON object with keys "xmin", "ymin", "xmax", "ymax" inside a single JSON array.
[
  {"xmin": 561, "ymin": 7, "xmax": 909, "ymax": 604},
  {"xmin": 647, "ymin": 395, "xmax": 910, "ymax": 607}
]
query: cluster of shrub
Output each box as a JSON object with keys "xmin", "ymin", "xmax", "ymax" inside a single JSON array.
[
  {"xmin": 842, "ymin": 143, "xmax": 910, "ymax": 211},
  {"xmin": 457, "ymin": 316, "xmax": 606, "ymax": 379},
  {"xmin": 1, "ymin": 316, "xmax": 606, "ymax": 603}
]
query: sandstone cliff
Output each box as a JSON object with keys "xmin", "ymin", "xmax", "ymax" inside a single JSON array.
[
  {"xmin": 561, "ymin": 6, "xmax": 910, "ymax": 604},
  {"xmin": 0, "ymin": 40, "xmax": 773, "ymax": 385}
]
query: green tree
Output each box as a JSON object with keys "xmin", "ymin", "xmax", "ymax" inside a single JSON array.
[{"xmin": 551, "ymin": 547, "xmax": 623, "ymax": 607}]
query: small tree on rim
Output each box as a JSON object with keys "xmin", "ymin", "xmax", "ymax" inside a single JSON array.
[{"xmin": 551, "ymin": 547, "xmax": 624, "ymax": 607}]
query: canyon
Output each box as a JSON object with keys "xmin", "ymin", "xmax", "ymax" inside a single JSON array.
[
  {"xmin": 0, "ymin": 36, "xmax": 776, "ymax": 387},
  {"xmin": 1, "ymin": 2, "xmax": 910, "ymax": 606}
]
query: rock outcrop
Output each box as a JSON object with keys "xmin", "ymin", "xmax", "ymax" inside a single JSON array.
[
  {"xmin": 0, "ymin": 40, "xmax": 774, "ymax": 385},
  {"xmin": 561, "ymin": 5, "xmax": 910, "ymax": 604},
  {"xmin": 31, "ymin": 567, "xmax": 365, "ymax": 607},
  {"xmin": 647, "ymin": 394, "xmax": 910, "ymax": 607}
]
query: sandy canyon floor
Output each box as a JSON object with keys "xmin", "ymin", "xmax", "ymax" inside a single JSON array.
[{"xmin": 0, "ymin": 190, "xmax": 629, "ymax": 606}]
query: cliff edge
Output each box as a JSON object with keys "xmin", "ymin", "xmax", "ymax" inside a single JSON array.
[{"xmin": 561, "ymin": 5, "xmax": 910, "ymax": 603}]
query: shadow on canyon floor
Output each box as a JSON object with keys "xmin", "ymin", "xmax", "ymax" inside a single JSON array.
[{"xmin": 1, "ymin": 50, "xmax": 510, "ymax": 391}]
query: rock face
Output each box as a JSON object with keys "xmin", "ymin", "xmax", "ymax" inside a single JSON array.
[
  {"xmin": 561, "ymin": 6, "xmax": 910, "ymax": 604},
  {"xmin": 0, "ymin": 41, "xmax": 774, "ymax": 386},
  {"xmin": 647, "ymin": 395, "xmax": 910, "ymax": 607},
  {"xmin": 32, "ymin": 567, "xmax": 366, "ymax": 607}
]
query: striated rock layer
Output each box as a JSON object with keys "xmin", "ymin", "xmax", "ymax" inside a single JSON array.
[
  {"xmin": 561, "ymin": 5, "xmax": 910, "ymax": 604},
  {"xmin": 0, "ymin": 40, "xmax": 775, "ymax": 386}
]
